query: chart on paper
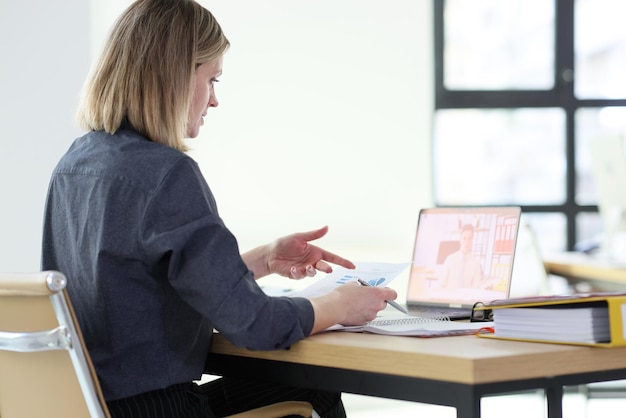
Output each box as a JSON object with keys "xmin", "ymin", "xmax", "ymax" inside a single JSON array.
[{"xmin": 287, "ymin": 261, "xmax": 411, "ymax": 299}]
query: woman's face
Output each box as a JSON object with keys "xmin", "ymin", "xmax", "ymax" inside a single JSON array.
[{"xmin": 187, "ymin": 57, "xmax": 223, "ymax": 138}]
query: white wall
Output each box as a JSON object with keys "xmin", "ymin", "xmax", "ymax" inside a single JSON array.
[
  {"xmin": 1, "ymin": 0, "xmax": 90, "ymax": 271},
  {"xmin": 1, "ymin": 1, "xmax": 433, "ymax": 281}
]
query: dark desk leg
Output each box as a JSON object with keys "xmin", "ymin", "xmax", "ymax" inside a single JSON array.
[
  {"xmin": 546, "ymin": 386, "xmax": 564, "ymax": 418},
  {"xmin": 456, "ymin": 392, "xmax": 481, "ymax": 418}
]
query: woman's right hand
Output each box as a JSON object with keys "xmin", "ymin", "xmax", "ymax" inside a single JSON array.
[{"xmin": 308, "ymin": 282, "xmax": 398, "ymax": 334}]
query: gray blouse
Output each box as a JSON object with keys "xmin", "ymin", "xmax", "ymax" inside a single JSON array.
[{"xmin": 42, "ymin": 128, "xmax": 313, "ymax": 401}]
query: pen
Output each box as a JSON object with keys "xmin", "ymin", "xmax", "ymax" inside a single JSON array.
[{"xmin": 356, "ymin": 278, "xmax": 408, "ymax": 315}]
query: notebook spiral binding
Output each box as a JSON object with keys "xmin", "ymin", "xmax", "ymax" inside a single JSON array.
[{"xmin": 369, "ymin": 315, "xmax": 450, "ymax": 327}]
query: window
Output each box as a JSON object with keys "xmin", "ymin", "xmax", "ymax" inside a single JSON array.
[{"xmin": 434, "ymin": 0, "xmax": 626, "ymax": 251}]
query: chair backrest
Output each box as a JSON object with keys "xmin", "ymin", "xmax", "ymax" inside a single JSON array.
[{"xmin": 0, "ymin": 271, "xmax": 110, "ymax": 418}]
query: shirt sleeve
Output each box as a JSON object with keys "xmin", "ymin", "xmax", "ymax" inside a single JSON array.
[{"xmin": 140, "ymin": 157, "xmax": 314, "ymax": 350}]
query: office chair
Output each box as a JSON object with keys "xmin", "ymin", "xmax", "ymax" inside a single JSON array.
[{"xmin": 0, "ymin": 271, "xmax": 313, "ymax": 418}]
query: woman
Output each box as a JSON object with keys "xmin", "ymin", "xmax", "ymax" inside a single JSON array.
[{"xmin": 41, "ymin": 0, "xmax": 397, "ymax": 417}]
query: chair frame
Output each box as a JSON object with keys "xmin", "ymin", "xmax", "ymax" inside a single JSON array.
[
  {"xmin": 0, "ymin": 271, "xmax": 312, "ymax": 418},
  {"xmin": 0, "ymin": 271, "xmax": 109, "ymax": 417}
]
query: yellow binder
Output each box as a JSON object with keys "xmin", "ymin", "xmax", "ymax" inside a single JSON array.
[{"xmin": 476, "ymin": 293, "xmax": 626, "ymax": 347}]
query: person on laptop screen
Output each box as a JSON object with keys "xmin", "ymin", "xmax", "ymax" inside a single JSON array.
[{"xmin": 441, "ymin": 223, "xmax": 484, "ymax": 288}]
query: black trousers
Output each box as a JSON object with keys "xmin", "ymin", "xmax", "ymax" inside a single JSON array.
[{"xmin": 106, "ymin": 377, "xmax": 346, "ymax": 418}]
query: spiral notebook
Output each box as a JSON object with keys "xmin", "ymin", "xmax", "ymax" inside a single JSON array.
[{"xmin": 329, "ymin": 315, "xmax": 489, "ymax": 337}]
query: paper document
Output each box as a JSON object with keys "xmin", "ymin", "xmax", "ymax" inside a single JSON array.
[{"xmin": 286, "ymin": 261, "xmax": 411, "ymax": 299}]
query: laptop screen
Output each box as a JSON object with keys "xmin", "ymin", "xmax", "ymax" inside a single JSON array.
[{"xmin": 406, "ymin": 206, "xmax": 521, "ymax": 307}]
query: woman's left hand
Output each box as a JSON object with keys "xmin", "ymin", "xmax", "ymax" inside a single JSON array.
[{"xmin": 267, "ymin": 226, "xmax": 355, "ymax": 279}]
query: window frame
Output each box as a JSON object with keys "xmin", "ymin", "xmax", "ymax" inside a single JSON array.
[{"xmin": 433, "ymin": 0, "xmax": 626, "ymax": 250}]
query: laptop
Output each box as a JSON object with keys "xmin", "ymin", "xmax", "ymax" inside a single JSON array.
[{"xmin": 405, "ymin": 206, "xmax": 522, "ymax": 319}]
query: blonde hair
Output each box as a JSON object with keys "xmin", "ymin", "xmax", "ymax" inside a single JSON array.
[{"xmin": 76, "ymin": 0, "xmax": 230, "ymax": 151}]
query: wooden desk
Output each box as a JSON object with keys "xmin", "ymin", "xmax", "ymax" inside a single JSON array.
[
  {"xmin": 543, "ymin": 252, "xmax": 626, "ymax": 289},
  {"xmin": 206, "ymin": 332, "xmax": 626, "ymax": 418}
]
